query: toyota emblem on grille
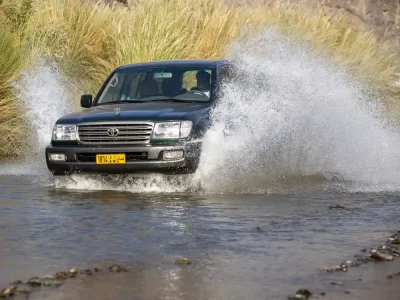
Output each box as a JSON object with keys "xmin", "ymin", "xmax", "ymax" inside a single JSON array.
[
  {"xmin": 114, "ymin": 108, "xmax": 121, "ymax": 116},
  {"xmin": 107, "ymin": 128, "xmax": 119, "ymax": 137}
]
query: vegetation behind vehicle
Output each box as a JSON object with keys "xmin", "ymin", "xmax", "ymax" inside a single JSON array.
[{"xmin": 0, "ymin": 0, "xmax": 398, "ymax": 158}]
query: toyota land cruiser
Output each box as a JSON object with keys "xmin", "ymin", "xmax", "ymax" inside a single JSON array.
[{"xmin": 45, "ymin": 59, "xmax": 232, "ymax": 175}]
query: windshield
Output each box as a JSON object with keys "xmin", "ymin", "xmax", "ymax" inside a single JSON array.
[{"xmin": 96, "ymin": 67, "xmax": 214, "ymax": 105}]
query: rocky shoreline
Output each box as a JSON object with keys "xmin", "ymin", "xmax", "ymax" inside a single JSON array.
[
  {"xmin": 0, "ymin": 264, "xmax": 126, "ymax": 299},
  {"xmin": 288, "ymin": 230, "xmax": 400, "ymax": 299},
  {"xmin": 0, "ymin": 257, "xmax": 196, "ymax": 299},
  {"xmin": 1, "ymin": 229, "xmax": 399, "ymax": 300}
]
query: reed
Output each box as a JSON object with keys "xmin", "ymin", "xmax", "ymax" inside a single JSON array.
[
  {"xmin": 0, "ymin": 29, "xmax": 30, "ymax": 157},
  {"xmin": 0, "ymin": 0, "xmax": 398, "ymax": 157}
]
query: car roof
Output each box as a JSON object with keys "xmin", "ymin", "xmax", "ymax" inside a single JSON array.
[{"xmin": 117, "ymin": 59, "xmax": 231, "ymax": 70}]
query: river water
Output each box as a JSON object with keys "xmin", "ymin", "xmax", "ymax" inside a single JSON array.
[
  {"xmin": 1, "ymin": 30, "xmax": 400, "ymax": 299},
  {"xmin": 0, "ymin": 173, "xmax": 399, "ymax": 300}
]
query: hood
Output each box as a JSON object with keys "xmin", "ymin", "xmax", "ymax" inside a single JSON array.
[{"xmin": 57, "ymin": 102, "xmax": 210, "ymax": 124}]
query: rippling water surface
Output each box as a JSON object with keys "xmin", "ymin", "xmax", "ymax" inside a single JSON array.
[{"xmin": 0, "ymin": 174, "xmax": 399, "ymax": 300}]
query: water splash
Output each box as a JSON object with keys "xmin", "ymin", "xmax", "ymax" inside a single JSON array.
[
  {"xmin": 0, "ymin": 62, "xmax": 74, "ymax": 176},
  {"xmin": 195, "ymin": 30, "xmax": 400, "ymax": 193},
  {"xmin": 52, "ymin": 174, "xmax": 196, "ymax": 194},
  {"xmin": 16, "ymin": 61, "xmax": 74, "ymax": 153}
]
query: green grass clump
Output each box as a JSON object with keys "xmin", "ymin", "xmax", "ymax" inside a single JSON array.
[{"xmin": 0, "ymin": 0, "xmax": 398, "ymax": 157}]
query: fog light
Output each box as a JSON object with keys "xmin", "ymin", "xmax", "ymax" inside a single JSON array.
[
  {"xmin": 162, "ymin": 150, "xmax": 184, "ymax": 160},
  {"xmin": 49, "ymin": 153, "xmax": 66, "ymax": 161}
]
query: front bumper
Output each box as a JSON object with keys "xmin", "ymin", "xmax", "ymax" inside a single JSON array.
[{"xmin": 45, "ymin": 142, "xmax": 201, "ymax": 175}]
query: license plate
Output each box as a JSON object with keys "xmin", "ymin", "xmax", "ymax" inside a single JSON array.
[{"xmin": 96, "ymin": 154, "xmax": 126, "ymax": 164}]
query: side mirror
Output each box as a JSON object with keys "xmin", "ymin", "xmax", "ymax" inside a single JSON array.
[{"xmin": 81, "ymin": 94, "xmax": 92, "ymax": 108}]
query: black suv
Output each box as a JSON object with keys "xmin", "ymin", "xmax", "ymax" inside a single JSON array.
[{"xmin": 45, "ymin": 59, "xmax": 232, "ymax": 175}]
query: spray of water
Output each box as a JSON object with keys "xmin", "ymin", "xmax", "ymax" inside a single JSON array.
[
  {"xmin": 17, "ymin": 61, "xmax": 74, "ymax": 152},
  {"xmin": 0, "ymin": 61, "xmax": 74, "ymax": 176},
  {"xmin": 195, "ymin": 30, "xmax": 400, "ymax": 193},
  {"xmin": 5, "ymin": 30, "xmax": 400, "ymax": 193},
  {"xmin": 52, "ymin": 174, "xmax": 196, "ymax": 193}
]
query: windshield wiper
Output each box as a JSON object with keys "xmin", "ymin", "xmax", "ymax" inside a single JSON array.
[
  {"xmin": 96, "ymin": 100, "xmax": 147, "ymax": 105},
  {"xmin": 97, "ymin": 98, "xmax": 205, "ymax": 105},
  {"xmin": 150, "ymin": 99, "xmax": 198, "ymax": 103}
]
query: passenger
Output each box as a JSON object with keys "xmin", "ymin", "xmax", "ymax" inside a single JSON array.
[
  {"xmin": 191, "ymin": 70, "xmax": 211, "ymax": 97},
  {"xmin": 138, "ymin": 73, "xmax": 159, "ymax": 98}
]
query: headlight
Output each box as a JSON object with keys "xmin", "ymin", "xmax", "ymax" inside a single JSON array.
[
  {"xmin": 152, "ymin": 121, "xmax": 192, "ymax": 140},
  {"xmin": 180, "ymin": 121, "xmax": 192, "ymax": 138},
  {"xmin": 52, "ymin": 124, "xmax": 77, "ymax": 141}
]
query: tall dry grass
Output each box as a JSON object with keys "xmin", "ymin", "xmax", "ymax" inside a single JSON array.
[
  {"xmin": 252, "ymin": 2, "xmax": 397, "ymax": 86},
  {"xmin": 0, "ymin": 0, "xmax": 399, "ymax": 157},
  {"xmin": 0, "ymin": 28, "xmax": 30, "ymax": 157},
  {"xmin": 22, "ymin": 0, "xmax": 255, "ymax": 92}
]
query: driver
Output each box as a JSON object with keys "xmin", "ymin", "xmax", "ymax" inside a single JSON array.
[{"xmin": 191, "ymin": 70, "xmax": 211, "ymax": 97}]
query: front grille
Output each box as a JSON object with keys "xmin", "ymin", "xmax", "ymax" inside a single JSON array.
[
  {"xmin": 76, "ymin": 152, "xmax": 148, "ymax": 162},
  {"xmin": 78, "ymin": 122, "xmax": 153, "ymax": 145}
]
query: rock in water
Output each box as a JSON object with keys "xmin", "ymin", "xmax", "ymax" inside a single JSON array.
[
  {"xmin": 81, "ymin": 269, "xmax": 93, "ymax": 276},
  {"xmin": 288, "ymin": 289, "xmax": 312, "ymax": 300},
  {"xmin": 329, "ymin": 204, "xmax": 345, "ymax": 209},
  {"xmin": 43, "ymin": 280, "xmax": 62, "ymax": 287},
  {"xmin": 27, "ymin": 277, "xmax": 42, "ymax": 286},
  {"xmin": 68, "ymin": 268, "xmax": 79, "ymax": 278},
  {"xmin": 109, "ymin": 264, "xmax": 128, "ymax": 272},
  {"xmin": 389, "ymin": 236, "xmax": 400, "ymax": 244},
  {"xmin": 15, "ymin": 287, "xmax": 30, "ymax": 294},
  {"xmin": 340, "ymin": 262, "xmax": 348, "ymax": 272},
  {"xmin": 296, "ymin": 289, "xmax": 312, "ymax": 298},
  {"xmin": 175, "ymin": 258, "xmax": 191, "ymax": 265},
  {"xmin": 370, "ymin": 249, "xmax": 394, "ymax": 261},
  {"xmin": 0, "ymin": 286, "xmax": 16, "ymax": 298},
  {"xmin": 54, "ymin": 272, "xmax": 68, "ymax": 280}
]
